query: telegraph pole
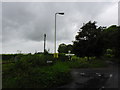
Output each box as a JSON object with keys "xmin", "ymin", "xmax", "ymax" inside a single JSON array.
[{"xmin": 44, "ymin": 34, "xmax": 46, "ymax": 53}]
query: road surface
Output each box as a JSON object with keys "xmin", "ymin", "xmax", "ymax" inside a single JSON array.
[{"xmin": 58, "ymin": 61, "xmax": 119, "ymax": 89}]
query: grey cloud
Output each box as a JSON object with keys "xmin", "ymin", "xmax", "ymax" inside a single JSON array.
[
  {"xmin": 0, "ymin": 2, "xmax": 2, "ymax": 46},
  {"xmin": 118, "ymin": 1, "xmax": 120, "ymax": 25},
  {"xmin": 3, "ymin": 2, "xmax": 34, "ymax": 25},
  {"xmin": 2, "ymin": 2, "xmax": 118, "ymax": 53}
]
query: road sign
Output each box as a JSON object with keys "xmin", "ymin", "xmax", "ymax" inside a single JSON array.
[{"xmin": 65, "ymin": 54, "xmax": 75, "ymax": 56}]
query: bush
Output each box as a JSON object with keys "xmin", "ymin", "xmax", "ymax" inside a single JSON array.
[{"xmin": 14, "ymin": 54, "xmax": 55, "ymax": 69}]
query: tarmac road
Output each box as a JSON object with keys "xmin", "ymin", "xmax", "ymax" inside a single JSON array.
[{"xmin": 58, "ymin": 61, "xmax": 119, "ymax": 89}]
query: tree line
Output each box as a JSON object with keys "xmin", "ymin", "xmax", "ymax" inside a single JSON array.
[{"xmin": 58, "ymin": 21, "xmax": 120, "ymax": 60}]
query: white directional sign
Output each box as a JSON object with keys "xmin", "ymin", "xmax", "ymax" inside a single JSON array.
[
  {"xmin": 65, "ymin": 50, "xmax": 75, "ymax": 60},
  {"xmin": 65, "ymin": 54, "xmax": 75, "ymax": 56}
]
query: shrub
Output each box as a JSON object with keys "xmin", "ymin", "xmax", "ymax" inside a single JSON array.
[{"xmin": 14, "ymin": 54, "xmax": 55, "ymax": 69}]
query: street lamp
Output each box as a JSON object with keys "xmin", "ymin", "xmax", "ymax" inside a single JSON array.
[{"xmin": 54, "ymin": 12, "xmax": 64, "ymax": 58}]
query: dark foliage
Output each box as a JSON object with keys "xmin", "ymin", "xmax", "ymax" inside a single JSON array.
[
  {"xmin": 102, "ymin": 25, "xmax": 120, "ymax": 58},
  {"xmin": 73, "ymin": 21, "xmax": 104, "ymax": 59},
  {"xmin": 58, "ymin": 43, "xmax": 73, "ymax": 53}
]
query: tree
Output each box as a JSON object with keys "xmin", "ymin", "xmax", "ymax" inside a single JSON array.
[
  {"xmin": 73, "ymin": 21, "xmax": 104, "ymax": 60},
  {"xmin": 116, "ymin": 26, "xmax": 120, "ymax": 58},
  {"xmin": 102, "ymin": 25, "xmax": 120, "ymax": 58},
  {"xmin": 58, "ymin": 43, "xmax": 68, "ymax": 53},
  {"xmin": 58, "ymin": 43, "xmax": 73, "ymax": 53},
  {"xmin": 67, "ymin": 44, "xmax": 73, "ymax": 53}
]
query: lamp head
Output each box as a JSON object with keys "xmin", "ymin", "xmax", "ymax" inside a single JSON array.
[{"xmin": 58, "ymin": 13, "xmax": 64, "ymax": 15}]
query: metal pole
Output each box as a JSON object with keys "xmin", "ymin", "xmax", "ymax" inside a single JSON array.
[
  {"xmin": 55, "ymin": 13, "xmax": 57, "ymax": 54},
  {"xmin": 54, "ymin": 12, "xmax": 64, "ymax": 58}
]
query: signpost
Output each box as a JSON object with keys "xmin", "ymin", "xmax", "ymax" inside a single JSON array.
[{"xmin": 65, "ymin": 50, "xmax": 75, "ymax": 60}]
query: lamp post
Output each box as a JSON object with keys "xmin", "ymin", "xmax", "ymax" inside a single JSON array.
[{"xmin": 54, "ymin": 12, "xmax": 64, "ymax": 58}]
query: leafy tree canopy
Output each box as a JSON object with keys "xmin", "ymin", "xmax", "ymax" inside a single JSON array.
[
  {"xmin": 73, "ymin": 21, "xmax": 104, "ymax": 59},
  {"xmin": 58, "ymin": 43, "xmax": 73, "ymax": 53}
]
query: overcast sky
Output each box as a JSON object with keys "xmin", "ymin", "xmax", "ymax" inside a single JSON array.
[{"xmin": 1, "ymin": 1, "xmax": 118, "ymax": 54}]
